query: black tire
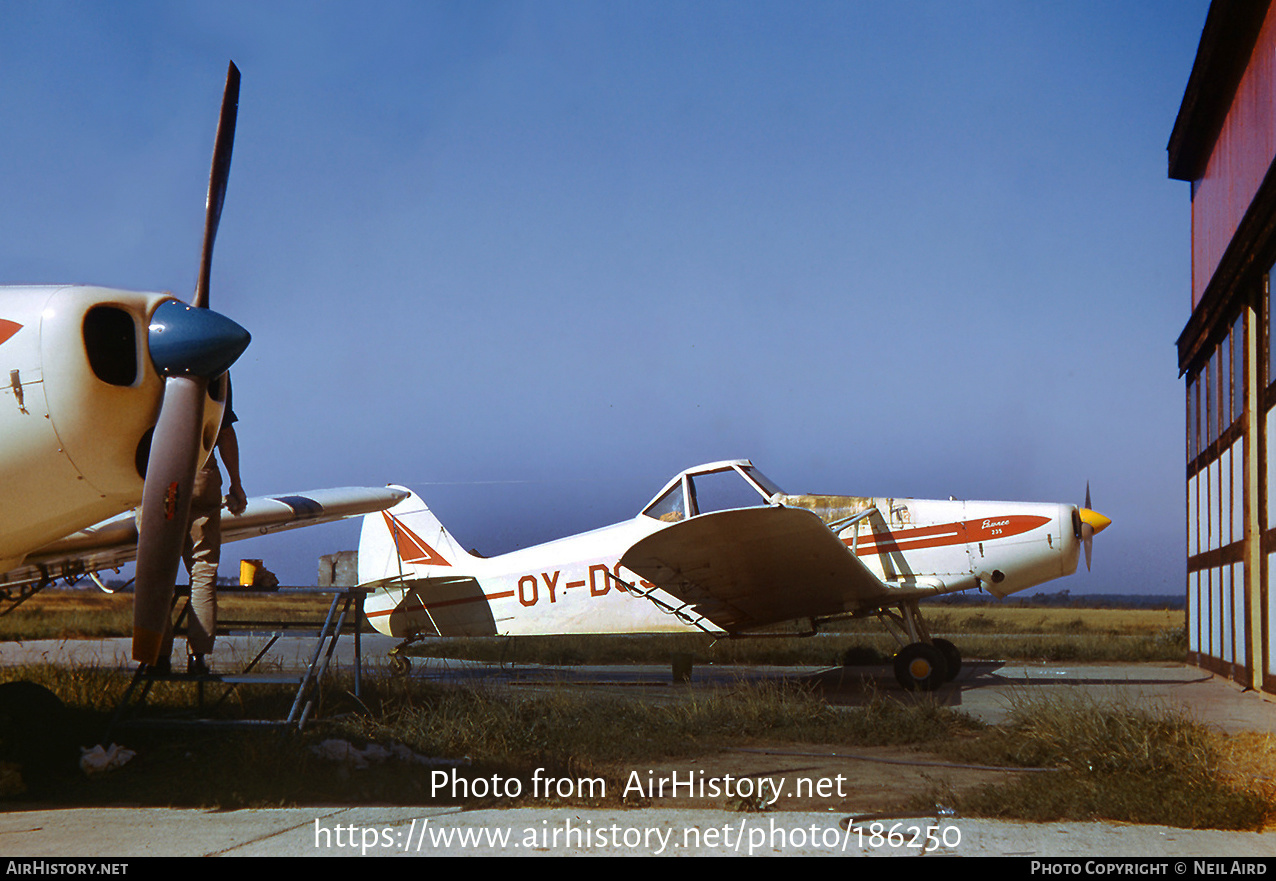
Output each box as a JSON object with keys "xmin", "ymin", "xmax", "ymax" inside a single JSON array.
[
  {"xmin": 0, "ymin": 682, "xmax": 76, "ymax": 797},
  {"xmin": 893, "ymin": 643, "xmax": 948, "ymax": 691},
  {"xmin": 931, "ymin": 638, "xmax": 962, "ymax": 681},
  {"xmin": 389, "ymin": 654, "xmax": 411, "ymax": 677}
]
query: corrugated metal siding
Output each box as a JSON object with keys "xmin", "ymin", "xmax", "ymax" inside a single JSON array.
[{"xmin": 1192, "ymin": 3, "xmax": 1276, "ymax": 307}]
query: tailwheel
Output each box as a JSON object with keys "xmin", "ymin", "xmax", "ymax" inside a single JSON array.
[
  {"xmin": 931, "ymin": 638, "xmax": 962, "ymax": 682},
  {"xmin": 388, "ymin": 652, "xmax": 411, "ymax": 677},
  {"xmin": 893, "ymin": 642, "xmax": 948, "ymax": 691}
]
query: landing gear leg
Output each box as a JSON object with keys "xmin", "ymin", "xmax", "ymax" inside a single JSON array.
[{"xmin": 875, "ymin": 600, "xmax": 961, "ymax": 691}]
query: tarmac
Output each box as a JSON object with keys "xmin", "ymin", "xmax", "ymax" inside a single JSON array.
[{"xmin": 2, "ymin": 634, "xmax": 1275, "ymax": 858}]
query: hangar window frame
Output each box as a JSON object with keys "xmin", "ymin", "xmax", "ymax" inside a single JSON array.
[
  {"xmin": 1187, "ymin": 313, "xmax": 1246, "ymax": 475},
  {"xmin": 1187, "ymin": 298, "xmax": 1250, "ymax": 595}
]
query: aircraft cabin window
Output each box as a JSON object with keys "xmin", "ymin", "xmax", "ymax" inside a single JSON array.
[
  {"xmin": 688, "ymin": 468, "xmax": 771, "ymax": 515},
  {"xmin": 741, "ymin": 466, "xmax": 784, "ymax": 498},
  {"xmin": 83, "ymin": 306, "xmax": 138, "ymax": 387},
  {"xmin": 643, "ymin": 484, "xmax": 687, "ymax": 522}
]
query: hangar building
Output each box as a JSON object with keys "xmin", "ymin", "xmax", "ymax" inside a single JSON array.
[{"xmin": 1172, "ymin": 0, "xmax": 1276, "ymax": 692}]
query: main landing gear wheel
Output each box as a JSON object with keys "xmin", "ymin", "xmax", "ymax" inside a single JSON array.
[
  {"xmin": 893, "ymin": 643, "xmax": 948, "ymax": 692},
  {"xmin": 931, "ymin": 638, "xmax": 961, "ymax": 682},
  {"xmin": 0, "ymin": 681, "xmax": 76, "ymax": 796}
]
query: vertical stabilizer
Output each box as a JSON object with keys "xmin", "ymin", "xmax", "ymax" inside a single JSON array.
[{"xmin": 357, "ymin": 486, "xmax": 470, "ymax": 585}]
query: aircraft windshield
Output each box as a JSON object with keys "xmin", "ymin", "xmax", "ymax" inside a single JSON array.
[
  {"xmin": 688, "ymin": 468, "xmax": 772, "ymax": 514},
  {"xmin": 641, "ymin": 462, "xmax": 786, "ymax": 521}
]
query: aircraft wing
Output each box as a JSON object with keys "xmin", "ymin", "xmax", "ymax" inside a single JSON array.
[
  {"xmin": 619, "ymin": 505, "xmax": 894, "ymax": 633},
  {"xmin": 2, "ymin": 486, "xmax": 408, "ymax": 589}
]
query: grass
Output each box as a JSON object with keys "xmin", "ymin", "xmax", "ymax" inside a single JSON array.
[
  {"xmin": 1, "ymin": 661, "xmax": 1272, "ymax": 830},
  {"xmin": 5, "ymin": 593, "xmax": 1266, "ymax": 829},
  {"xmin": 340, "ymin": 678, "xmax": 973, "ymax": 767},
  {"xmin": 0, "ymin": 664, "xmax": 981, "ymax": 807},
  {"xmin": 0, "ymin": 589, "xmax": 338, "ymax": 641},
  {"xmin": 931, "ymin": 691, "xmax": 1276, "ymax": 830}
]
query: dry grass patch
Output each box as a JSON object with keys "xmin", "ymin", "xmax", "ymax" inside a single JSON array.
[
  {"xmin": 0, "ymin": 588, "xmax": 345, "ymax": 640},
  {"xmin": 932, "ymin": 691, "xmax": 1276, "ymax": 830},
  {"xmin": 2, "ymin": 661, "xmax": 1273, "ymax": 830}
]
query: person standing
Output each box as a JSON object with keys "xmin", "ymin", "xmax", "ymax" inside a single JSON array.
[{"xmin": 183, "ymin": 406, "xmax": 247, "ymax": 675}]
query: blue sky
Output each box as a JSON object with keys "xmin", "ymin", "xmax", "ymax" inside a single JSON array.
[{"xmin": 0, "ymin": 1, "xmax": 1209, "ymax": 594}]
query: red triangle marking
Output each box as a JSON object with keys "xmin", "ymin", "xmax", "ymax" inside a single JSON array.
[
  {"xmin": 0, "ymin": 321, "xmax": 23, "ymax": 347},
  {"xmin": 382, "ymin": 511, "xmax": 451, "ymax": 567}
]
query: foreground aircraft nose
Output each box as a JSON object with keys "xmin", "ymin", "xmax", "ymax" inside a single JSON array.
[
  {"xmin": 1078, "ymin": 508, "xmax": 1111, "ymax": 535},
  {"xmin": 147, "ymin": 299, "xmax": 251, "ymax": 378}
]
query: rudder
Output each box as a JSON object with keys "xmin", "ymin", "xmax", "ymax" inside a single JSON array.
[{"xmin": 357, "ymin": 486, "xmax": 470, "ymax": 585}]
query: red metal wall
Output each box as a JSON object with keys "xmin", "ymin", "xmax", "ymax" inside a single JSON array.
[{"xmin": 1193, "ymin": 2, "xmax": 1276, "ymax": 307}]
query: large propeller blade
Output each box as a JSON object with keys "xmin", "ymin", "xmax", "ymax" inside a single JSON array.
[
  {"xmin": 132, "ymin": 61, "xmax": 248, "ymax": 665},
  {"xmin": 1076, "ymin": 482, "xmax": 1112, "ymax": 572},
  {"xmin": 194, "ymin": 61, "xmax": 239, "ymax": 310},
  {"xmin": 132, "ymin": 377, "xmax": 207, "ymax": 662}
]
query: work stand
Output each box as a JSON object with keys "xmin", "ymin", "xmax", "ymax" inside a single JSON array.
[{"xmin": 104, "ymin": 586, "xmax": 369, "ymax": 741}]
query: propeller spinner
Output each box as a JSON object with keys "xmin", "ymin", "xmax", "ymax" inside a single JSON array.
[
  {"xmin": 133, "ymin": 62, "xmax": 249, "ymax": 665},
  {"xmin": 1076, "ymin": 483, "xmax": 1112, "ymax": 572}
]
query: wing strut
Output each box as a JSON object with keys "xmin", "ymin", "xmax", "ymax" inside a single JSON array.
[
  {"xmin": 825, "ymin": 505, "xmax": 879, "ymax": 554},
  {"xmin": 603, "ymin": 569, "xmax": 718, "ymax": 634}
]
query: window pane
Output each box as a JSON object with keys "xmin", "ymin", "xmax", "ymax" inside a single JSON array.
[
  {"xmin": 642, "ymin": 484, "xmax": 686, "ymax": 522},
  {"xmin": 1234, "ymin": 314, "xmax": 1245, "ymax": 423},
  {"xmin": 1198, "ymin": 376, "xmax": 1205, "ymax": 457},
  {"xmin": 1221, "ymin": 332, "xmax": 1231, "ymax": 428},
  {"xmin": 689, "ymin": 469, "xmax": 770, "ymax": 515},
  {"xmin": 1207, "ymin": 350, "xmax": 1215, "ymax": 446},
  {"xmin": 1188, "ymin": 376, "xmax": 1197, "ymax": 462}
]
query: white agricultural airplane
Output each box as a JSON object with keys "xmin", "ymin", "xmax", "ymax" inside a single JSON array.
[
  {"xmin": 0, "ymin": 62, "xmax": 403, "ymax": 659},
  {"xmin": 358, "ymin": 459, "xmax": 1111, "ymax": 690}
]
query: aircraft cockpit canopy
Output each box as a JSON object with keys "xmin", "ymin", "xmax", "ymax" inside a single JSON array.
[{"xmin": 641, "ymin": 460, "xmax": 784, "ymax": 523}]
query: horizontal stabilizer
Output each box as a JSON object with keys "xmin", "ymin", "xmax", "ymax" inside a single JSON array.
[{"xmin": 362, "ymin": 575, "xmax": 498, "ymax": 638}]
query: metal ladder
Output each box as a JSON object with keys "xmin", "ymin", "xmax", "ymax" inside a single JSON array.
[{"xmin": 104, "ymin": 586, "xmax": 368, "ymax": 739}]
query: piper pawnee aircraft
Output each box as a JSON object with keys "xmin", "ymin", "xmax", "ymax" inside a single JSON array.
[
  {"xmin": 357, "ymin": 459, "xmax": 1111, "ymax": 690},
  {"xmin": 0, "ymin": 62, "xmax": 404, "ymax": 662}
]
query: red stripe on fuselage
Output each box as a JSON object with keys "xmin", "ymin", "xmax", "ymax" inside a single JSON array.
[
  {"xmin": 365, "ymin": 589, "xmax": 513, "ymax": 619},
  {"xmin": 0, "ymin": 321, "xmax": 21, "ymax": 347},
  {"xmin": 847, "ymin": 515, "xmax": 1050, "ymax": 555}
]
